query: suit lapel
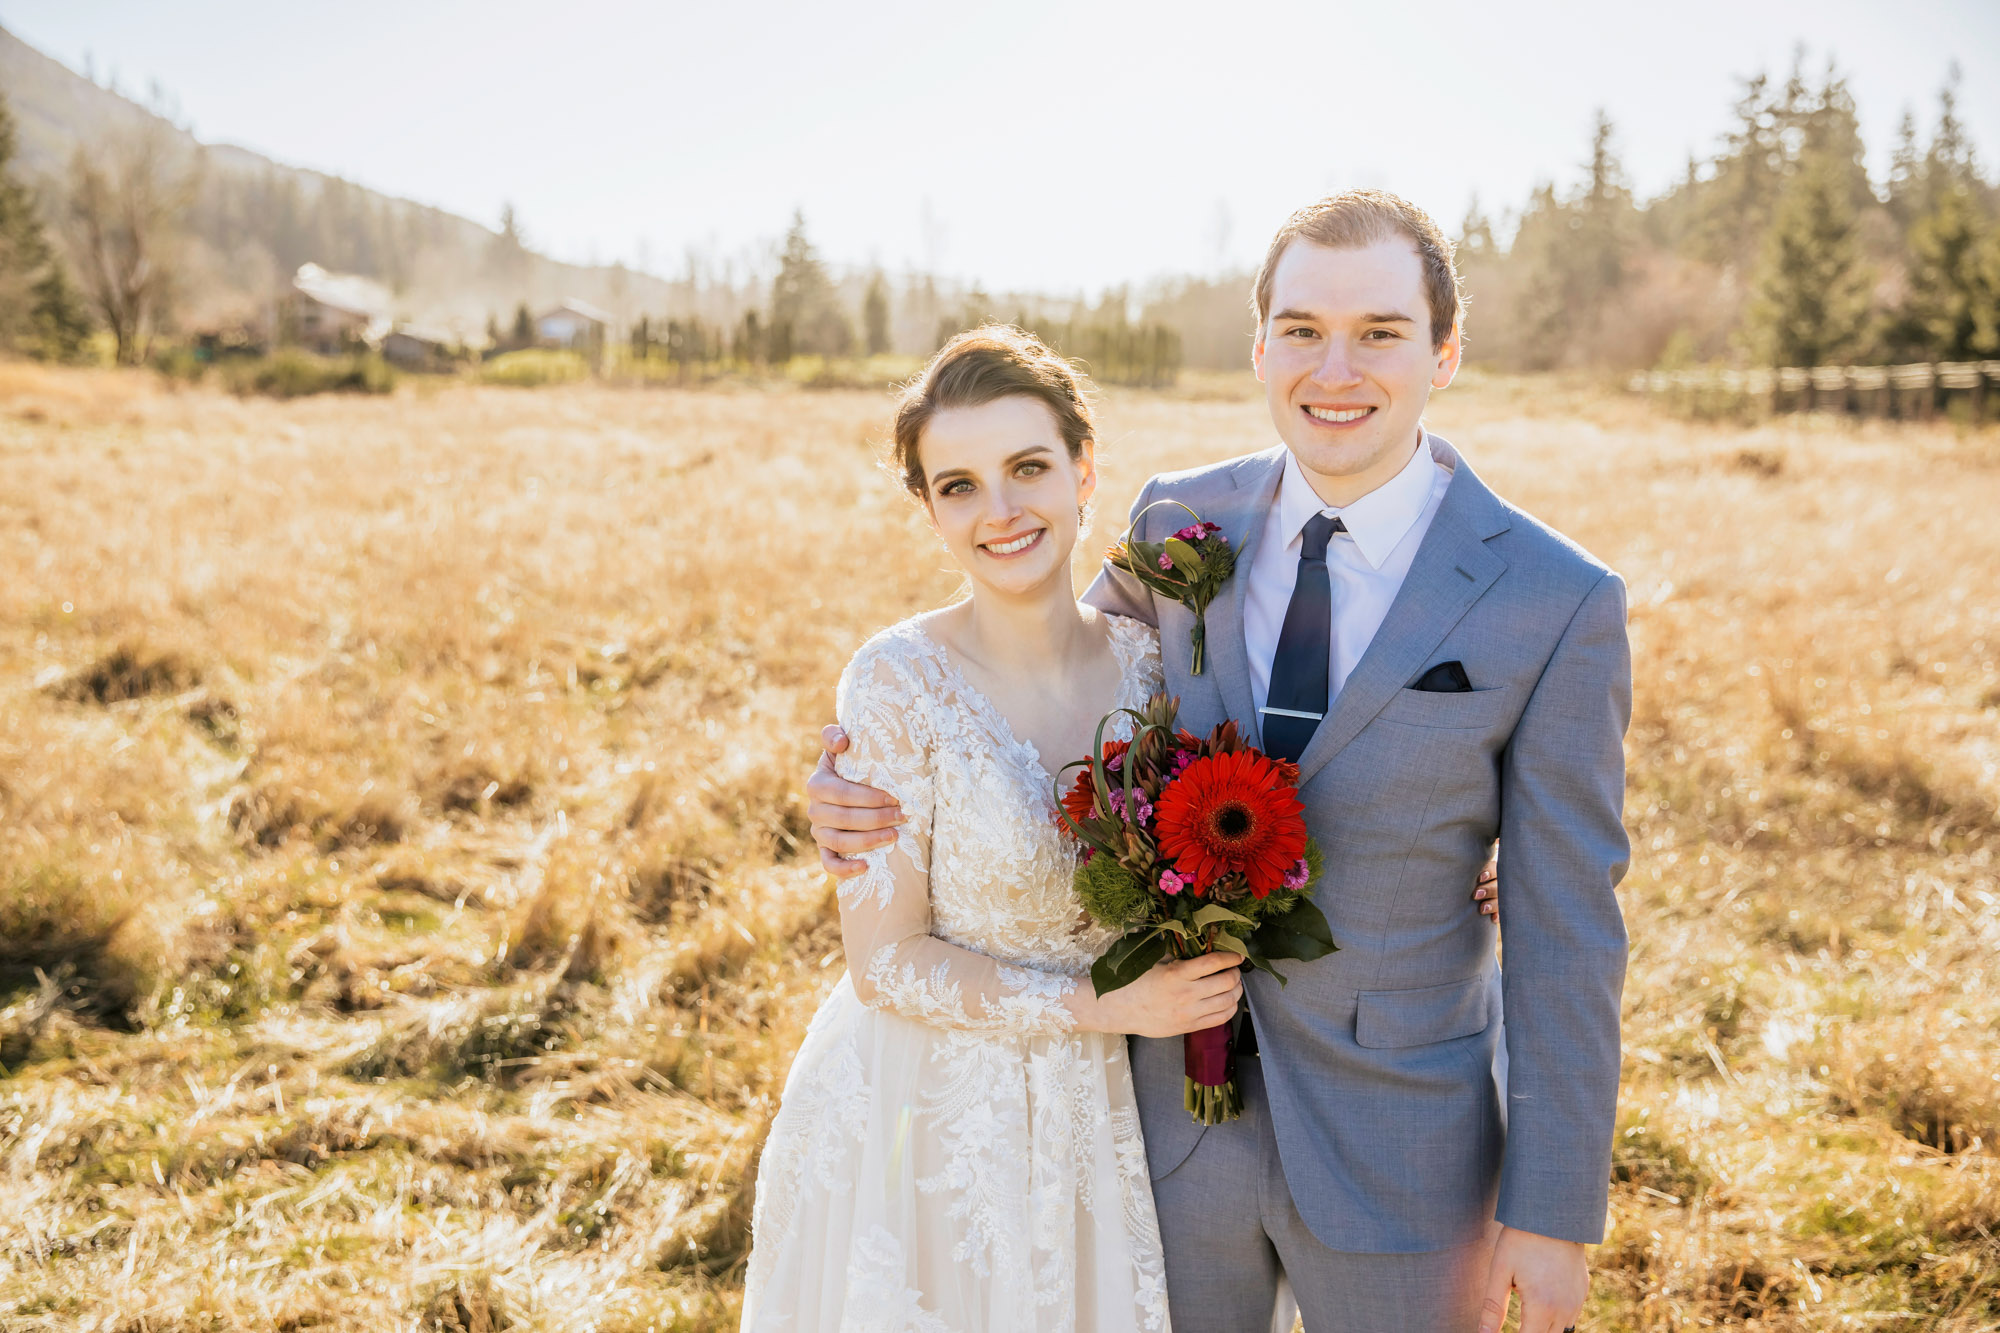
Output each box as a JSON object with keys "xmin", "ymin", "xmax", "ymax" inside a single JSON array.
[
  {"xmin": 1192, "ymin": 449, "xmax": 1284, "ymax": 748},
  {"xmin": 1290, "ymin": 438, "xmax": 1511, "ymax": 788}
]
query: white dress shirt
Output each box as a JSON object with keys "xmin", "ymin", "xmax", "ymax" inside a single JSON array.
[{"xmin": 1244, "ymin": 433, "xmax": 1453, "ymax": 720}]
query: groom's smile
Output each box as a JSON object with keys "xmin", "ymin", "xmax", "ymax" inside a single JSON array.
[{"xmin": 1301, "ymin": 403, "xmax": 1378, "ymax": 426}]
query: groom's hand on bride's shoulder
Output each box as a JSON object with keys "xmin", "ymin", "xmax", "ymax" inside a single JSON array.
[
  {"xmin": 806, "ymin": 724, "xmax": 905, "ymax": 878},
  {"xmin": 1479, "ymin": 1226, "xmax": 1588, "ymax": 1333}
]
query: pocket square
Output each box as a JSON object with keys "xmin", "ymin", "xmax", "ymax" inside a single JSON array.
[{"xmin": 1410, "ymin": 660, "xmax": 1473, "ymax": 693}]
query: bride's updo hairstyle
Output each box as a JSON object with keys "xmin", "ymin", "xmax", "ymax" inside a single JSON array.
[{"xmin": 891, "ymin": 324, "xmax": 1096, "ymax": 499}]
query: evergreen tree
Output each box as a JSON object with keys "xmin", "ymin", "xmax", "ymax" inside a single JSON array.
[
  {"xmin": 769, "ymin": 211, "xmax": 853, "ymax": 358},
  {"xmin": 1456, "ymin": 196, "xmax": 1497, "ymax": 262},
  {"xmin": 510, "ymin": 302, "xmax": 535, "ymax": 349},
  {"xmin": 1886, "ymin": 107, "xmax": 1924, "ymax": 227},
  {"xmin": 0, "ymin": 89, "xmax": 92, "ymax": 360},
  {"xmin": 1923, "ymin": 66, "xmax": 1975, "ymax": 200},
  {"xmin": 1900, "ymin": 182, "xmax": 1997, "ymax": 360},
  {"xmin": 1746, "ymin": 150, "xmax": 1874, "ymax": 366},
  {"xmin": 863, "ymin": 272, "xmax": 891, "ymax": 356},
  {"xmin": 1505, "ymin": 113, "xmax": 1634, "ymax": 368},
  {"xmin": 1800, "ymin": 64, "xmax": 1873, "ymax": 215}
]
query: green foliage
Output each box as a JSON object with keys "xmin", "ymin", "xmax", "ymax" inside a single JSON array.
[
  {"xmin": 863, "ymin": 272, "xmax": 890, "ymax": 357},
  {"xmin": 770, "ymin": 211, "xmax": 852, "ymax": 358},
  {"xmin": 1075, "ymin": 853, "xmax": 1152, "ymax": 931},
  {"xmin": 1468, "ymin": 52, "xmax": 1999, "ymax": 372},
  {"xmin": 0, "ymin": 87, "xmax": 94, "ymax": 360},
  {"xmin": 1501, "ymin": 111, "xmax": 1634, "ymax": 370},
  {"xmin": 1898, "ymin": 184, "xmax": 1999, "ymax": 361},
  {"xmin": 1746, "ymin": 150, "xmax": 1874, "ymax": 367},
  {"xmin": 222, "ymin": 349, "xmax": 397, "ymax": 398},
  {"xmin": 478, "ymin": 348, "xmax": 587, "ymax": 388}
]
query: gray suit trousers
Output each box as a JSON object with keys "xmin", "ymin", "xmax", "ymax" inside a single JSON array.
[{"xmin": 1154, "ymin": 1058, "xmax": 1500, "ymax": 1333}]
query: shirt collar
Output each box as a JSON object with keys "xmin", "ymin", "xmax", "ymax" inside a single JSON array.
[{"xmin": 1277, "ymin": 432, "xmax": 1443, "ymax": 570}]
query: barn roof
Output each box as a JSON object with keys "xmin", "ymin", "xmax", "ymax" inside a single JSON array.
[
  {"xmin": 292, "ymin": 263, "xmax": 392, "ymax": 318},
  {"xmin": 535, "ymin": 298, "xmax": 615, "ymax": 326}
]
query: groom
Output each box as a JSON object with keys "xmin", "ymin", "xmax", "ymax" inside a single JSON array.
[{"xmin": 808, "ymin": 189, "xmax": 1630, "ymax": 1333}]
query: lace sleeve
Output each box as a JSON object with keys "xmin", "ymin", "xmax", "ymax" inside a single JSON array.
[{"xmin": 832, "ymin": 638, "xmax": 1077, "ymax": 1036}]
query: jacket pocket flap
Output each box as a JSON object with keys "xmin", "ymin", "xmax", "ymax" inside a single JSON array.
[{"xmin": 1355, "ymin": 976, "xmax": 1493, "ymax": 1049}]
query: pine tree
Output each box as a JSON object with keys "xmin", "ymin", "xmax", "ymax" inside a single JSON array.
[
  {"xmin": 1901, "ymin": 182, "xmax": 1996, "ymax": 360},
  {"xmin": 1746, "ymin": 150, "xmax": 1874, "ymax": 366},
  {"xmin": 769, "ymin": 211, "xmax": 852, "ymax": 358},
  {"xmin": 511, "ymin": 302, "xmax": 535, "ymax": 349},
  {"xmin": 863, "ymin": 272, "xmax": 891, "ymax": 356},
  {"xmin": 1576, "ymin": 110, "xmax": 1632, "ymax": 298},
  {"xmin": 0, "ymin": 89, "xmax": 93, "ymax": 360},
  {"xmin": 1886, "ymin": 107, "xmax": 1923, "ymax": 227}
]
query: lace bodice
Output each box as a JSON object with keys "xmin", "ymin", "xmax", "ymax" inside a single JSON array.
[{"xmin": 833, "ymin": 611, "xmax": 1165, "ymax": 1034}]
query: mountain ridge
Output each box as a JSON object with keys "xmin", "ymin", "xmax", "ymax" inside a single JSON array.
[{"xmin": 0, "ymin": 22, "xmax": 698, "ymax": 336}]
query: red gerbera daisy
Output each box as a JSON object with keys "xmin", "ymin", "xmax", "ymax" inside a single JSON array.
[
  {"xmin": 1060, "ymin": 740, "xmax": 1130, "ymax": 828},
  {"xmin": 1154, "ymin": 749, "xmax": 1308, "ymax": 897}
]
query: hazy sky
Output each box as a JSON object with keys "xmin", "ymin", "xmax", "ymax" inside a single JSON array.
[{"xmin": 4, "ymin": 0, "xmax": 1997, "ymax": 294}]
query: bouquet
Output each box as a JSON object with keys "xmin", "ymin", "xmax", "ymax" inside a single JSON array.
[
  {"xmin": 1055, "ymin": 693, "xmax": 1337, "ymax": 1124},
  {"xmin": 1105, "ymin": 503, "xmax": 1236, "ymax": 675}
]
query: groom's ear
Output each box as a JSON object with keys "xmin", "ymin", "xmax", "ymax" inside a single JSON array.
[
  {"xmin": 1431, "ymin": 319, "xmax": 1464, "ymax": 390},
  {"xmin": 1251, "ymin": 327, "xmax": 1267, "ymax": 381}
]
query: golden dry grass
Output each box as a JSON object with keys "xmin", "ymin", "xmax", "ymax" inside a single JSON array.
[{"xmin": 1, "ymin": 359, "xmax": 1996, "ymax": 1330}]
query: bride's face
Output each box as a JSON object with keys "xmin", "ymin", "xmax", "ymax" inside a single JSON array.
[{"xmin": 916, "ymin": 395, "xmax": 1096, "ymax": 599}]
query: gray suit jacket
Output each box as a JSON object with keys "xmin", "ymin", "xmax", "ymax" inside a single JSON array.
[{"xmin": 1082, "ymin": 433, "xmax": 1631, "ymax": 1253}]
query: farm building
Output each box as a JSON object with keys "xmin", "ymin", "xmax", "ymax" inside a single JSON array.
[
  {"xmin": 286, "ymin": 263, "xmax": 393, "ymax": 354},
  {"xmin": 382, "ymin": 324, "xmax": 459, "ymax": 370},
  {"xmin": 535, "ymin": 299, "xmax": 614, "ymax": 351}
]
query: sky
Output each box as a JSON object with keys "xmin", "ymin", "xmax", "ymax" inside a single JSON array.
[{"xmin": 3, "ymin": 0, "xmax": 1997, "ymax": 295}]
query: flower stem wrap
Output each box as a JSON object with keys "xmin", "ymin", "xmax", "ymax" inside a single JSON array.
[{"xmin": 1183, "ymin": 1021, "xmax": 1243, "ymax": 1124}]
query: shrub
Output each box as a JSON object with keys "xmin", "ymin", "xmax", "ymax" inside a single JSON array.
[
  {"xmin": 222, "ymin": 349, "xmax": 396, "ymax": 398},
  {"xmin": 478, "ymin": 349, "xmax": 588, "ymax": 387}
]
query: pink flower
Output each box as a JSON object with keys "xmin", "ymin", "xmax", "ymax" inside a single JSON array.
[
  {"xmin": 1158, "ymin": 553, "xmax": 1175, "ymax": 571},
  {"xmin": 1158, "ymin": 869, "xmax": 1186, "ymax": 896},
  {"xmin": 1106, "ymin": 788, "xmax": 1153, "ymax": 823},
  {"xmin": 1173, "ymin": 521, "xmax": 1222, "ymax": 543},
  {"xmin": 1282, "ymin": 857, "xmax": 1311, "ymax": 890}
]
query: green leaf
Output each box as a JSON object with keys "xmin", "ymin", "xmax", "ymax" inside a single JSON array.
[
  {"xmin": 1191, "ymin": 903, "xmax": 1252, "ymax": 930},
  {"xmin": 1162, "ymin": 537, "xmax": 1203, "ymax": 575},
  {"xmin": 1249, "ymin": 897, "xmax": 1337, "ymax": 963},
  {"xmin": 1242, "ymin": 950, "xmax": 1289, "ymax": 986},
  {"xmin": 1208, "ymin": 931, "xmax": 1249, "ymax": 957},
  {"xmin": 1091, "ymin": 931, "xmax": 1169, "ymax": 997}
]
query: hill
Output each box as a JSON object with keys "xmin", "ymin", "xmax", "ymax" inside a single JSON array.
[{"xmin": 0, "ymin": 23, "xmax": 704, "ymax": 339}]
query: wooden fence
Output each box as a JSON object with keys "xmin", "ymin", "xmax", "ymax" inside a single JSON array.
[{"xmin": 1628, "ymin": 361, "xmax": 2000, "ymax": 419}]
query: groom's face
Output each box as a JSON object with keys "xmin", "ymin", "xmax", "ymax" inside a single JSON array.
[{"xmin": 1252, "ymin": 236, "xmax": 1461, "ymax": 496}]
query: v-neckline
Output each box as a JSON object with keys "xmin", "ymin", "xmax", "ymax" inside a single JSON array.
[{"xmin": 910, "ymin": 614, "xmax": 1137, "ymax": 795}]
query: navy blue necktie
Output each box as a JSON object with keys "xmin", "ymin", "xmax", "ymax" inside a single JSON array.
[{"xmin": 1261, "ymin": 513, "xmax": 1343, "ymax": 763}]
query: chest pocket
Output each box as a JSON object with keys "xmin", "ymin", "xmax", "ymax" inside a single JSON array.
[{"xmin": 1376, "ymin": 686, "xmax": 1510, "ymax": 731}]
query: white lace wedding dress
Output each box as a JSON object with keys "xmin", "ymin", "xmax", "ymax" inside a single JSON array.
[{"xmin": 742, "ymin": 611, "xmax": 1172, "ymax": 1333}]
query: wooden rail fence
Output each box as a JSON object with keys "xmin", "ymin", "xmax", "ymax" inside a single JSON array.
[{"xmin": 1628, "ymin": 361, "xmax": 2000, "ymax": 419}]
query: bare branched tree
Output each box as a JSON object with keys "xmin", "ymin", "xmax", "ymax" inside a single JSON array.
[{"xmin": 62, "ymin": 121, "xmax": 202, "ymax": 364}]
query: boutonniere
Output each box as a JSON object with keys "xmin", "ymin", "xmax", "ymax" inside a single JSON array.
[{"xmin": 1106, "ymin": 502, "xmax": 1238, "ymax": 675}]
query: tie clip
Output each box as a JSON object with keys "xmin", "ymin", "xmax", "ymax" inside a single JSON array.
[{"xmin": 1259, "ymin": 706, "xmax": 1325, "ymax": 721}]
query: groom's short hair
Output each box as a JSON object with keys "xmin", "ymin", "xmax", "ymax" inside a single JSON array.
[{"xmin": 1253, "ymin": 190, "xmax": 1463, "ymax": 350}]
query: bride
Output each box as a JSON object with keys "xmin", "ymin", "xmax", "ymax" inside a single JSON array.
[{"xmin": 740, "ymin": 326, "xmax": 1237, "ymax": 1332}]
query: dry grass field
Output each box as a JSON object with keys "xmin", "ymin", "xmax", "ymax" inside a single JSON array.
[{"xmin": 1, "ymin": 362, "xmax": 1996, "ymax": 1331}]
